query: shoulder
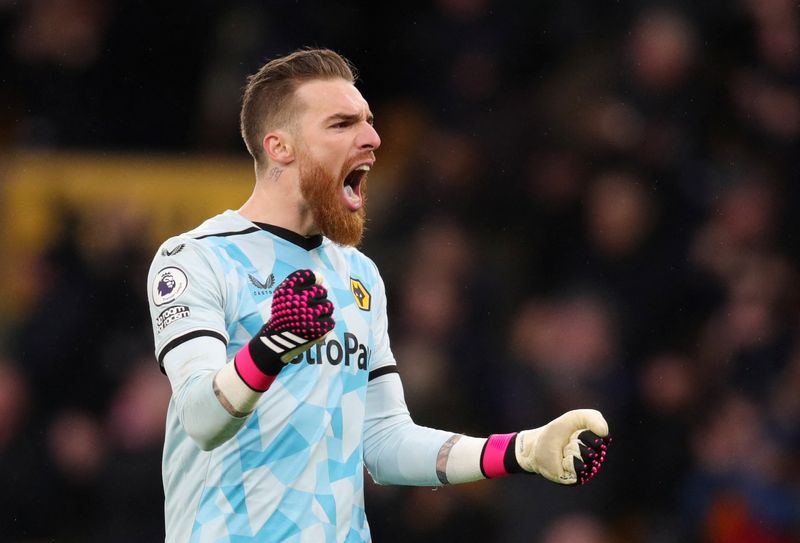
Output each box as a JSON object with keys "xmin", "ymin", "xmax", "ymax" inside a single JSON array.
[
  {"xmin": 152, "ymin": 211, "xmax": 259, "ymax": 260},
  {"xmin": 149, "ymin": 211, "xmax": 250, "ymax": 280},
  {"xmin": 181, "ymin": 210, "xmax": 260, "ymax": 242}
]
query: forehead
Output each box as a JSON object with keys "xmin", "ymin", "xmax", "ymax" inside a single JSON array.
[{"xmin": 294, "ymin": 79, "xmax": 371, "ymax": 121}]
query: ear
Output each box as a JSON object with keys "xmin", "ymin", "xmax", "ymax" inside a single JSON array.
[{"xmin": 262, "ymin": 130, "xmax": 295, "ymax": 165}]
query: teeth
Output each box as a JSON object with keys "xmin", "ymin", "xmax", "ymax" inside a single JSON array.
[
  {"xmin": 344, "ymin": 185, "xmax": 355, "ymax": 197},
  {"xmin": 355, "ymin": 165, "xmax": 370, "ymax": 171}
]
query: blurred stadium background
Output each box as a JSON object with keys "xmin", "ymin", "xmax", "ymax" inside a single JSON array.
[{"xmin": 1, "ymin": 1, "xmax": 799, "ymax": 542}]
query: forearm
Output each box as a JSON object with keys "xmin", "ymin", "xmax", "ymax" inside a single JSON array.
[
  {"xmin": 363, "ymin": 413, "xmax": 453, "ymax": 486},
  {"xmin": 164, "ymin": 337, "xmax": 251, "ymax": 450},
  {"xmin": 438, "ymin": 435, "xmax": 485, "ymax": 484},
  {"xmin": 363, "ymin": 418, "xmax": 519, "ymax": 486},
  {"xmin": 178, "ymin": 369, "xmax": 250, "ymax": 450}
]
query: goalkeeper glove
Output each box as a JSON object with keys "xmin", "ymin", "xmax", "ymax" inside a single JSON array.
[
  {"xmin": 234, "ymin": 269, "xmax": 334, "ymax": 391},
  {"xmin": 481, "ymin": 409, "xmax": 611, "ymax": 485}
]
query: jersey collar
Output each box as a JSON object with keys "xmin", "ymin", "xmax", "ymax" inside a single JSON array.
[{"xmin": 253, "ymin": 222, "xmax": 324, "ymax": 251}]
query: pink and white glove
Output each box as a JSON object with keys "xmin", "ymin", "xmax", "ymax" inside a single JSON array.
[{"xmin": 234, "ymin": 269, "xmax": 334, "ymax": 391}]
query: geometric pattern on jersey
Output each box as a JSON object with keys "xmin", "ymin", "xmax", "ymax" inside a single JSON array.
[{"xmin": 147, "ymin": 210, "xmax": 394, "ymax": 542}]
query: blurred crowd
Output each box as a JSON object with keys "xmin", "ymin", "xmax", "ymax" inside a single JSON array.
[{"xmin": 1, "ymin": 0, "xmax": 799, "ymax": 542}]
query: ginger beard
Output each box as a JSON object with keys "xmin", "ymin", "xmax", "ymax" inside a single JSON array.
[{"xmin": 298, "ymin": 150, "xmax": 367, "ymax": 247}]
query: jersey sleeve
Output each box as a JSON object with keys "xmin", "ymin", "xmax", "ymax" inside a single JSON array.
[
  {"xmin": 147, "ymin": 237, "xmax": 229, "ymax": 371},
  {"xmin": 363, "ymin": 371, "xmax": 452, "ymax": 486},
  {"xmin": 361, "ymin": 258, "xmax": 452, "ymax": 485}
]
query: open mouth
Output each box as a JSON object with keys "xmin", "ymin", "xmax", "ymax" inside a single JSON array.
[{"xmin": 342, "ymin": 164, "xmax": 369, "ymax": 210}]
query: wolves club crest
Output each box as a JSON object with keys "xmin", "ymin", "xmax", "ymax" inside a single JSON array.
[{"xmin": 350, "ymin": 277, "xmax": 371, "ymax": 311}]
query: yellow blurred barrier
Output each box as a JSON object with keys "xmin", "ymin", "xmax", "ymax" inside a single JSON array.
[{"xmin": 0, "ymin": 150, "xmax": 254, "ymax": 320}]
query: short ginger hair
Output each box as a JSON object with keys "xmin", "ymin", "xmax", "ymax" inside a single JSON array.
[{"xmin": 239, "ymin": 48, "xmax": 357, "ymax": 167}]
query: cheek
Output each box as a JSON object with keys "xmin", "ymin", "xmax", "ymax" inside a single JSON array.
[
  {"xmin": 305, "ymin": 152, "xmax": 340, "ymax": 179},
  {"xmin": 310, "ymin": 138, "xmax": 349, "ymax": 169}
]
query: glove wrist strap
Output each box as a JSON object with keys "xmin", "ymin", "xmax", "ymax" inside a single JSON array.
[
  {"xmin": 480, "ymin": 432, "xmax": 523, "ymax": 478},
  {"xmin": 246, "ymin": 332, "xmax": 287, "ymax": 375},
  {"xmin": 233, "ymin": 338, "xmax": 283, "ymax": 392}
]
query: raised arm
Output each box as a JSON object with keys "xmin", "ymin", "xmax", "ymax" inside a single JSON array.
[{"xmin": 148, "ymin": 239, "xmax": 333, "ymax": 450}]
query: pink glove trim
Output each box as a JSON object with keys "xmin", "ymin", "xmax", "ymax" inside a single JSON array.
[
  {"xmin": 482, "ymin": 432, "xmax": 516, "ymax": 478},
  {"xmin": 234, "ymin": 344, "xmax": 277, "ymax": 392}
]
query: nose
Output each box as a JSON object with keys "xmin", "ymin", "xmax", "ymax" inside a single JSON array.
[{"xmin": 358, "ymin": 122, "xmax": 381, "ymax": 151}]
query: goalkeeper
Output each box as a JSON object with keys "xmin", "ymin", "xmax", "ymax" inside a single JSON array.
[{"xmin": 146, "ymin": 48, "xmax": 611, "ymax": 543}]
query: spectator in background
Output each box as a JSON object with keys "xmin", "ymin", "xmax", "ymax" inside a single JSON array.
[
  {"xmin": 496, "ymin": 291, "xmax": 623, "ymax": 542},
  {"xmin": 0, "ymin": 1, "xmax": 798, "ymax": 541},
  {"xmin": 685, "ymin": 393, "xmax": 800, "ymax": 542},
  {"xmin": 93, "ymin": 358, "xmax": 172, "ymax": 542},
  {"xmin": 540, "ymin": 512, "xmax": 612, "ymax": 543},
  {"xmin": 6, "ymin": 201, "xmax": 162, "ymax": 541},
  {"xmin": 0, "ymin": 359, "xmax": 54, "ymax": 540},
  {"xmin": 630, "ymin": 351, "xmax": 699, "ymax": 541}
]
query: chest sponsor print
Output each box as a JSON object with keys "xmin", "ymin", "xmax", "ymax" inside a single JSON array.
[{"xmin": 288, "ymin": 332, "xmax": 370, "ymax": 370}]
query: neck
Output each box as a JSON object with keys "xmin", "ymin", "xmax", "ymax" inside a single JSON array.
[{"xmin": 238, "ymin": 169, "xmax": 318, "ymax": 237}]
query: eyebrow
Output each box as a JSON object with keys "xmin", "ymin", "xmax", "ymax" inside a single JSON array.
[{"xmin": 325, "ymin": 112, "xmax": 375, "ymax": 125}]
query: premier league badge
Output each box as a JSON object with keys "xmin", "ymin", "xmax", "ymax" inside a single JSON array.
[{"xmin": 153, "ymin": 267, "xmax": 189, "ymax": 306}]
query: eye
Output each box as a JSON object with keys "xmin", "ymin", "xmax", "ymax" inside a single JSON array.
[{"xmin": 331, "ymin": 121, "xmax": 350, "ymax": 129}]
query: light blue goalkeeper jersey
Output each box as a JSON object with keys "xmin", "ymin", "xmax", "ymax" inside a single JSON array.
[{"xmin": 147, "ymin": 210, "xmax": 397, "ymax": 543}]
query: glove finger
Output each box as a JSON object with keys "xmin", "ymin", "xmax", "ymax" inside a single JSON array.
[
  {"xmin": 575, "ymin": 432, "xmax": 611, "ymax": 485},
  {"xmin": 316, "ymin": 315, "xmax": 335, "ymax": 335},
  {"xmin": 287, "ymin": 269, "xmax": 315, "ymax": 284},
  {"xmin": 563, "ymin": 432, "xmax": 582, "ymax": 465},
  {"xmin": 577, "ymin": 442, "xmax": 600, "ymax": 467},
  {"xmin": 557, "ymin": 431, "xmax": 582, "ymax": 484},
  {"xmin": 578, "ymin": 430, "xmax": 601, "ymax": 445},
  {"xmin": 564, "ymin": 409, "xmax": 609, "ymax": 438},
  {"xmin": 299, "ymin": 313, "xmax": 334, "ymax": 340},
  {"xmin": 314, "ymin": 300, "xmax": 334, "ymax": 318},
  {"xmin": 572, "ymin": 456, "xmax": 587, "ymax": 484},
  {"xmin": 306, "ymin": 285, "xmax": 329, "ymax": 303},
  {"xmin": 579, "ymin": 431, "xmax": 611, "ymax": 459},
  {"xmin": 280, "ymin": 269, "xmax": 319, "ymax": 293}
]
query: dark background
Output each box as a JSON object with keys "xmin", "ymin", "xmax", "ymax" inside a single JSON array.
[{"xmin": 1, "ymin": 1, "xmax": 799, "ymax": 542}]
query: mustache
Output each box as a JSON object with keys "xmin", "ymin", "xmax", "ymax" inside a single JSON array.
[{"xmin": 342, "ymin": 152, "xmax": 376, "ymax": 173}]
